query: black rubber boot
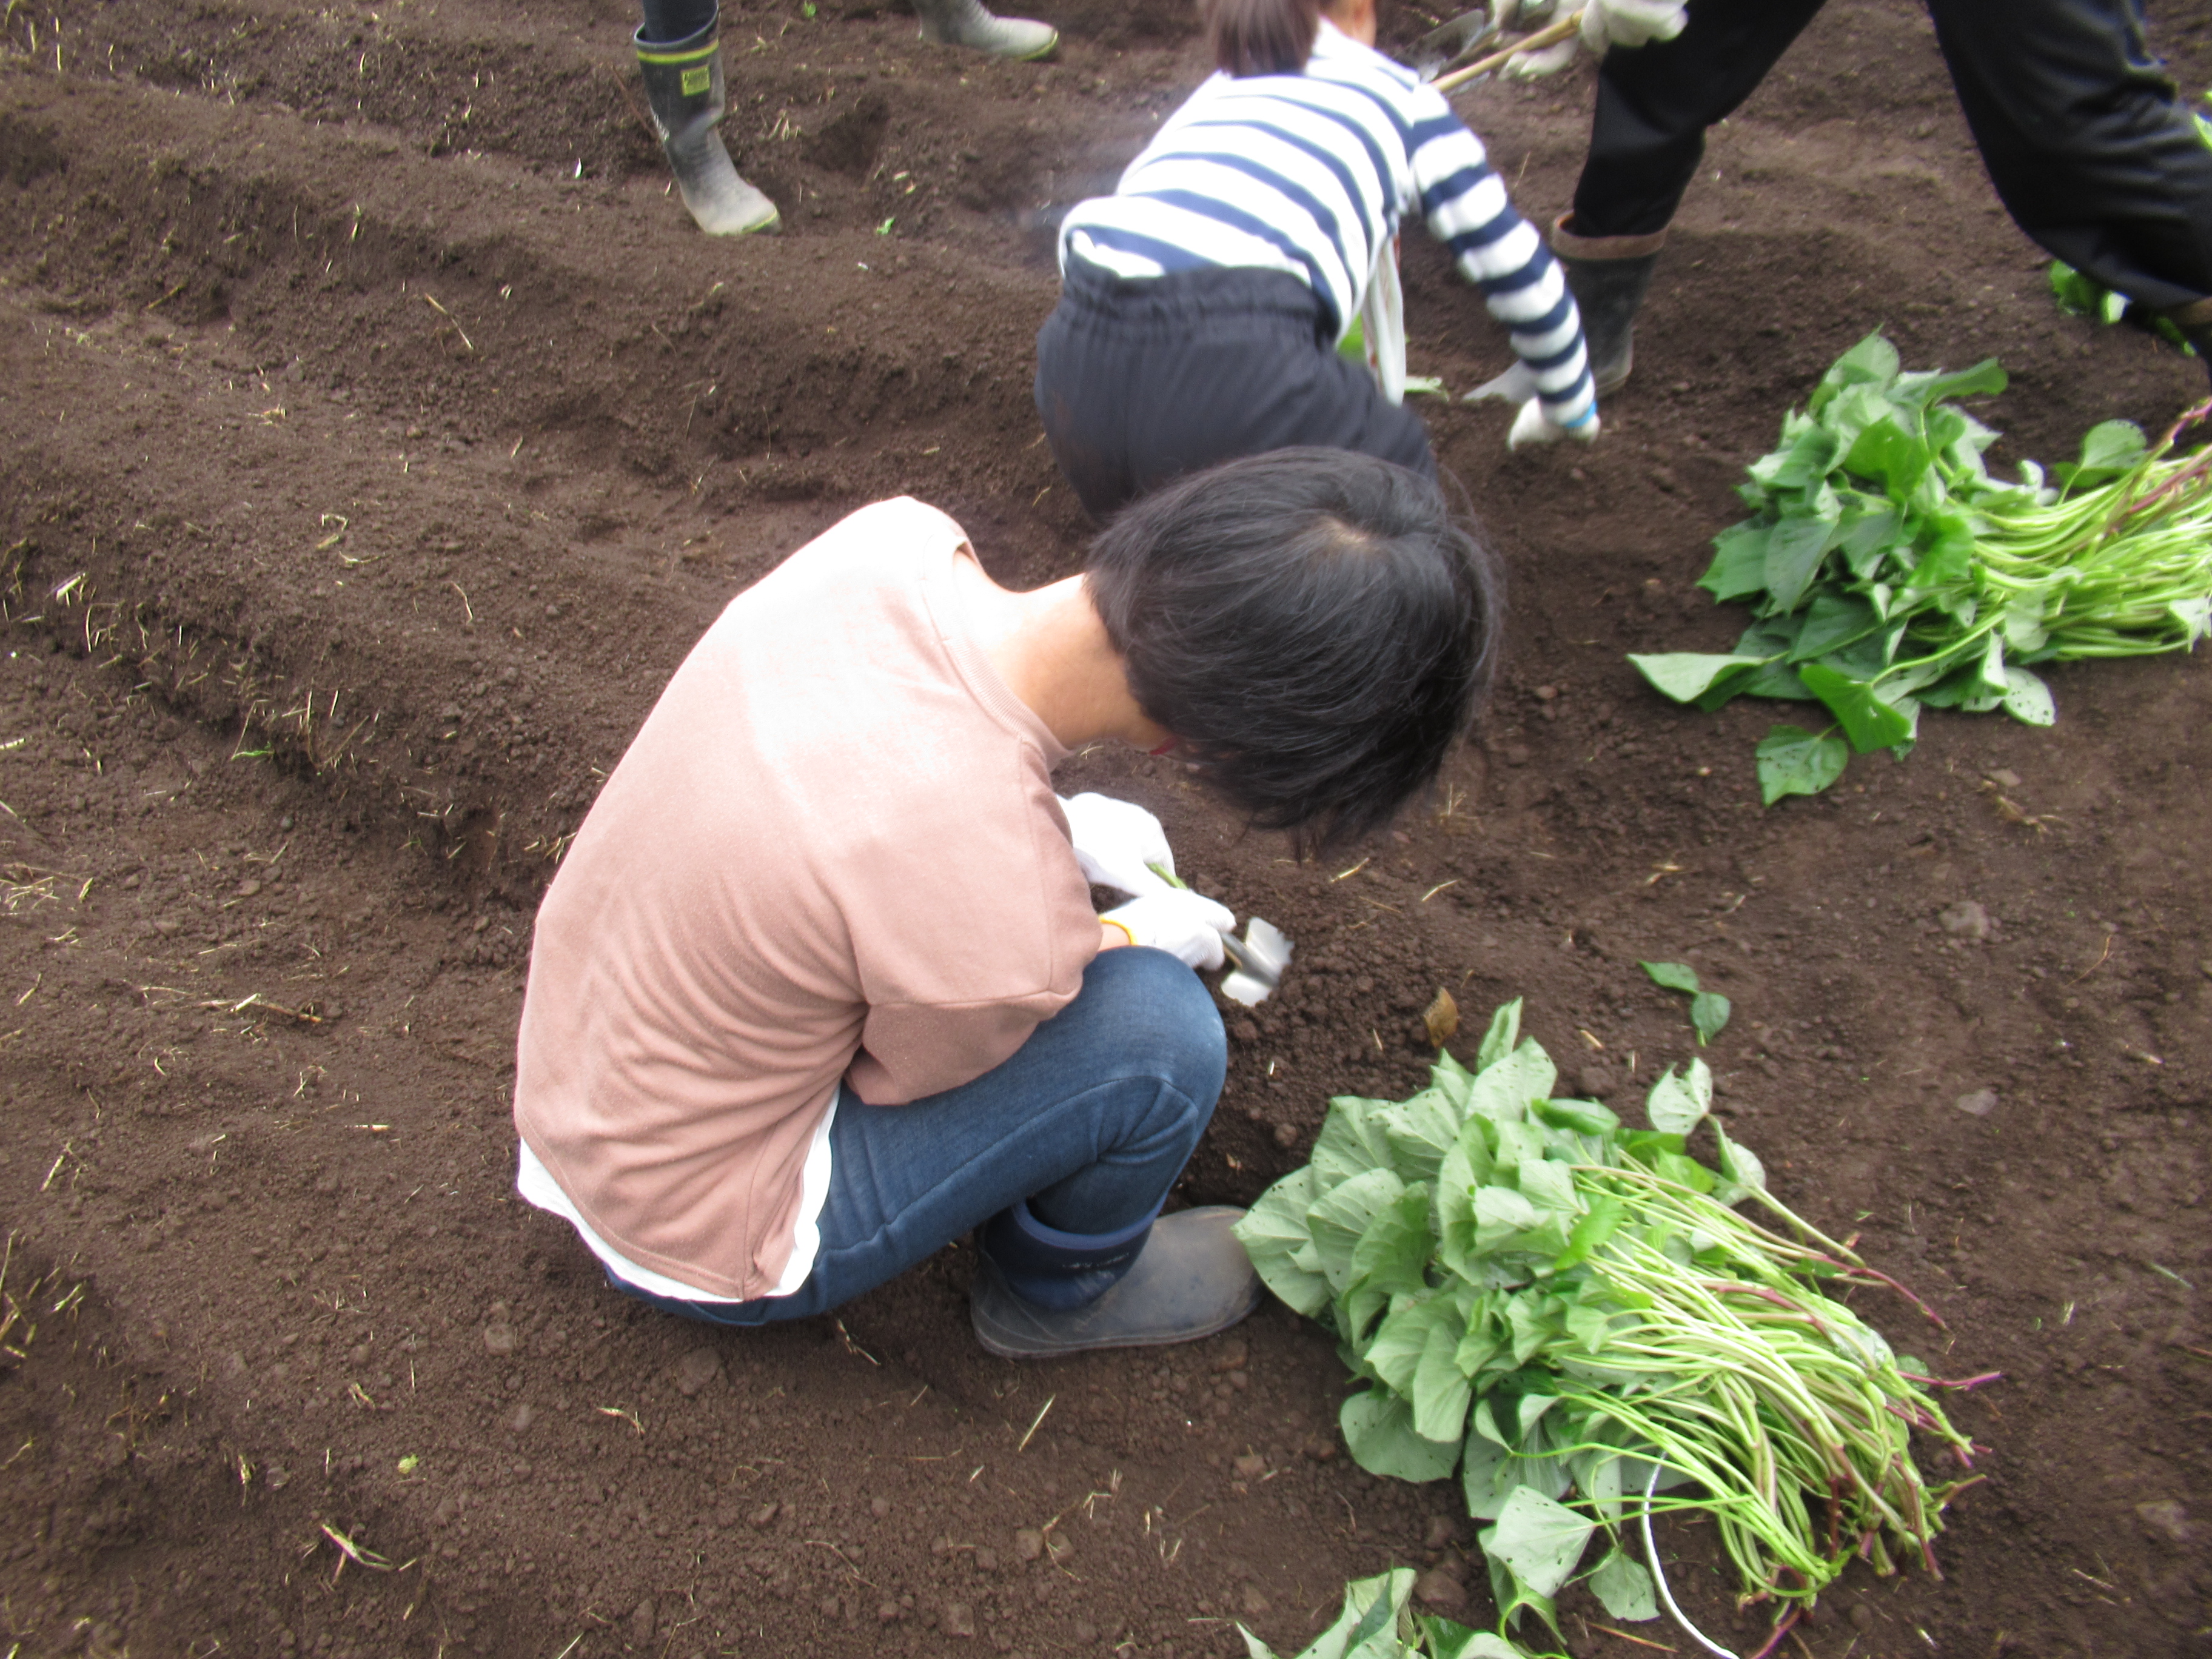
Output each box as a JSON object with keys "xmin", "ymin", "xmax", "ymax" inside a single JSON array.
[
  {"xmin": 635, "ymin": 14, "xmax": 779, "ymax": 237},
  {"xmin": 1549, "ymin": 214, "xmax": 1665, "ymax": 397},
  {"xmin": 970, "ymin": 1204, "xmax": 1261, "ymax": 1358},
  {"xmin": 911, "ymin": 0, "xmax": 1058, "ymax": 59}
]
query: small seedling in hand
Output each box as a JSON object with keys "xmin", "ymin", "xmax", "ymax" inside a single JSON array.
[{"xmin": 1638, "ymin": 960, "xmax": 1730, "ymax": 1045}]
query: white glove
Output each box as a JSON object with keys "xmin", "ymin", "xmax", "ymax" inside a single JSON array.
[
  {"xmin": 1580, "ymin": 0, "xmax": 1688, "ymax": 53},
  {"xmin": 1465, "ymin": 361, "xmax": 1539, "ymax": 406},
  {"xmin": 1501, "ymin": 35, "xmax": 1580, "ymax": 78},
  {"xmin": 1503, "ymin": 0, "xmax": 1687, "ymax": 77},
  {"xmin": 1104, "ymin": 890, "xmax": 1236, "ymax": 972},
  {"xmin": 1508, "ymin": 398, "xmax": 1601, "ymax": 451},
  {"xmin": 1057, "ymin": 793, "xmax": 1176, "ymax": 899}
]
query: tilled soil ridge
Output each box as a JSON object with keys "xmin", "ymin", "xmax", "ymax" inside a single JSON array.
[{"xmin": 0, "ymin": 0, "xmax": 2208, "ymax": 1654}]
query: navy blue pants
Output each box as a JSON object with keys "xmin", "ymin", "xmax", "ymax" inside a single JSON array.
[
  {"xmin": 1034, "ymin": 257, "xmax": 1437, "ymax": 521},
  {"xmin": 1572, "ymin": 0, "xmax": 2212, "ymax": 312}
]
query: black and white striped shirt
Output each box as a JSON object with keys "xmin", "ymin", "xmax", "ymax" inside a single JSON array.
[{"xmin": 1059, "ymin": 20, "xmax": 1594, "ymax": 427}]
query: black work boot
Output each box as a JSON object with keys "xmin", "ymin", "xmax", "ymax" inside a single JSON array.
[
  {"xmin": 1549, "ymin": 214, "xmax": 1665, "ymax": 397},
  {"xmin": 911, "ymin": 0, "xmax": 1059, "ymax": 58},
  {"xmin": 2165, "ymin": 296, "xmax": 2212, "ymax": 388},
  {"xmin": 635, "ymin": 13, "xmax": 779, "ymax": 236},
  {"xmin": 970, "ymin": 1203, "xmax": 1261, "ymax": 1358}
]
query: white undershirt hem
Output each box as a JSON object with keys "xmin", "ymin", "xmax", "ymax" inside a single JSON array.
[{"xmin": 515, "ymin": 1087, "xmax": 839, "ymax": 1303}]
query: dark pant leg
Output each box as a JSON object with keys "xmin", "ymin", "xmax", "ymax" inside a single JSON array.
[
  {"xmin": 1928, "ymin": 0, "xmax": 2212, "ymax": 311},
  {"xmin": 1569, "ymin": 0, "xmax": 1830, "ymax": 239},
  {"xmin": 1036, "ymin": 263, "xmax": 1435, "ymax": 521},
  {"xmin": 638, "ymin": 0, "xmax": 716, "ymax": 44},
  {"xmin": 608, "ymin": 947, "xmax": 1226, "ymax": 1327}
]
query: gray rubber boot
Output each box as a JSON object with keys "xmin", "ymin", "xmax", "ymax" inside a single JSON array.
[
  {"xmin": 913, "ymin": 0, "xmax": 1059, "ymax": 59},
  {"xmin": 970, "ymin": 1207, "xmax": 1262, "ymax": 1359},
  {"xmin": 1549, "ymin": 214, "xmax": 1665, "ymax": 397},
  {"xmin": 635, "ymin": 16, "xmax": 780, "ymax": 236}
]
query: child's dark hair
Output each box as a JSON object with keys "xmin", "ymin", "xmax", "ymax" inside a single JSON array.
[
  {"xmin": 1085, "ymin": 449, "xmax": 1503, "ymax": 854},
  {"xmin": 1199, "ymin": 0, "xmax": 1319, "ymax": 76}
]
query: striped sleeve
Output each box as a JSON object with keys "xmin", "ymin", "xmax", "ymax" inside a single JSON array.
[{"xmin": 1406, "ymin": 95, "xmax": 1595, "ymax": 427}]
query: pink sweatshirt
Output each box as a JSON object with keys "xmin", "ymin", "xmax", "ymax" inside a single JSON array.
[{"xmin": 514, "ymin": 498, "xmax": 1100, "ymax": 1300}]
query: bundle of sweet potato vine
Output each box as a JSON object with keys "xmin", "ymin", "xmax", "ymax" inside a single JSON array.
[
  {"xmin": 1234, "ymin": 1001, "xmax": 1994, "ymax": 1659},
  {"xmin": 1631, "ymin": 332, "xmax": 2212, "ymax": 802}
]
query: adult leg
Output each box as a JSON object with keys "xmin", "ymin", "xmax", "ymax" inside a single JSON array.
[
  {"xmin": 1569, "ymin": 0, "xmax": 1830, "ymax": 239},
  {"xmin": 1558, "ymin": 0, "xmax": 1826, "ymax": 391},
  {"xmin": 1037, "ymin": 263, "xmax": 1434, "ymax": 520},
  {"xmin": 614, "ymin": 947, "xmax": 1237, "ymax": 1338},
  {"xmin": 1928, "ymin": 0, "xmax": 2212, "ymax": 344},
  {"xmin": 634, "ymin": 1, "xmax": 779, "ymax": 236}
]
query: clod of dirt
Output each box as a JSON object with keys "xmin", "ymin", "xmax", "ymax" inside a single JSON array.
[
  {"xmin": 1230, "ymin": 1018, "xmax": 1260, "ymax": 1044},
  {"xmin": 1013, "ymin": 1527, "xmax": 1044, "ymax": 1561},
  {"xmin": 1302, "ymin": 1436, "xmax": 1338, "ymax": 1463},
  {"xmin": 1412, "ymin": 1568, "xmax": 1466, "ymax": 1611},
  {"xmin": 481, "ymin": 1322, "xmax": 517, "ymax": 1356},
  {"xmin": 876, "ymin": 1600, "xmax": 902, "ymax": 1624},
  {"xmin": 749, "ymin": 1501, "xmax": 780, "ymax": 1530},
  {"xmin": 2136, "ymin": 1500, "xmax": 2194, "ymax": 1546},
  {"xmin": 1272, "ymin": 1122, "xmax": 1300, "ymax": 1150},
  {"xmin": 1423, "ymin": 987, "xmax": 1460, "ymax": 1048},
  {"xmin": 1578, "ymin": 1062, "xmax": 1620, "ymax": 1099},
  {"xmin": 976, "ymin": 1547, "xmax": 1000, "ymax": 1572},
  {"xmin": 1241, "ymin": 1582, "xmax": 1272, "ymax": 1615},
  {"xmin": 1210, "ymin": 1339, "xmax": 1248, "ymax": 1372},
  {"xmin": 672, "ymin": 1347, "xmax": 722, "ymax": 1397},
  {"xmin": 870, "ymin": 1495, "xmax": 892, "ymax": 1517},
  {"xmin": 1939, "ymin": 900, "xmax": 1993, "ymax": 940},
  {"xmin": 1232, "ymin": 1453, "xmax": 1266, "ymax": 1480},
  {"xmin": 1954, "ymin": 1088, "xmax": 1999, "ymax": 1118},
  {"xmin": 1423, "ymin": 1515, "xmax": 1460, "ymax": 1550},
  {"xmin": 629, "ymin": 1597, "xmax": 657, "ymax": 1646},
  {"xmin": 507, "ymin": 1403, "xmax": 535, "ymax": 1433},
  {"xmin": 940, "ymin": 1601, "xmax": 977, "ymax": 1638}
]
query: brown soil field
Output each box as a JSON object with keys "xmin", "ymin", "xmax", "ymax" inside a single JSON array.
[{"xmin": 0, "ymin": 0, "xmax": 2209, "ymax": 1654}]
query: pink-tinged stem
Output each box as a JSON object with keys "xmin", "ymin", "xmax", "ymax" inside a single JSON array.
[
  {"xmin": 2153, "ymin": 395, "xmax": 2212, "ymax": 457},
  {"xmin": 1883, "ymin": 1400, "xmax": 1937, "ymax": 1433},
  {"xmin": 1836, "ymin": 1265, "xmax": 1947, "ymax": 1327},
  {"xmin": 1744, "ymin": 1609, "xmax": 1801, "ymax": 1659},
  {"xmin": 1704, "ymin": 1281, "xmax": 1834, "ymax": 1336},
  {"xmin": 1899, "ymin": 1369, "xmax": 2003, "ymax": 1390}
]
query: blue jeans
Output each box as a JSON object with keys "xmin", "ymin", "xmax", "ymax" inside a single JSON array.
[{"xmin": 609, "ymin": 946, "xmax": 1227, "ymax": 1326}]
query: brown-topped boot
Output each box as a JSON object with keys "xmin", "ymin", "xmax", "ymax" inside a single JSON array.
[{"xmin": 1549, "ymin": 214, "xmax": 1667, "ymax": 397}]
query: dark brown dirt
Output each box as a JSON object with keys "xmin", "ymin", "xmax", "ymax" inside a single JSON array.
[{"xmin": 0, "ymin": 1, "xmax": 2207, "ymax": 1654}]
